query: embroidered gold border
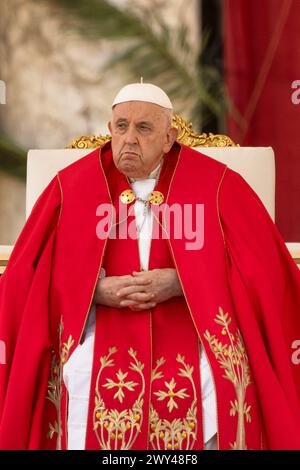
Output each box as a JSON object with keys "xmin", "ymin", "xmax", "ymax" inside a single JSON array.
[
  {"xmin": 204, "ymin": 307, "xmax": 252, "ymax": 450},
  {"xmin": 149, "ymin": 353, "xmax": 198, "ymax": 450},
  {"xmin": 150, "ymin": 147, "xmax": 220, "ymax": 449},
  {"xmin": 93, "ymin": 347, "xmax": 146, "ymax": 450},
  {"xmin": 47, "ymin": 317, "xmax": 74, "ymax": 449}
]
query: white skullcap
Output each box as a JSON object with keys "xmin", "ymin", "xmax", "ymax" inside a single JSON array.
[{"xmin": 112, "ymin": 82, "xmax": 173, "ymax": 110}]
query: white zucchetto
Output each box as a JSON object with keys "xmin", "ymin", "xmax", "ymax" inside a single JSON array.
[{"xmin": 112, "ymin": 82, "xmax": 173, "ymax": 110}]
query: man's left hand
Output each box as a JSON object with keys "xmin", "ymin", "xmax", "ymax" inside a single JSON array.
[{"xmin": 116, "ymin": 268, "xmax": 183, "ymax": 311}]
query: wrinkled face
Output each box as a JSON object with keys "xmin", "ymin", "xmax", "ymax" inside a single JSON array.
[{"xmin": 108, "ymin": 101, "xmax": 178, "ymax": 179}]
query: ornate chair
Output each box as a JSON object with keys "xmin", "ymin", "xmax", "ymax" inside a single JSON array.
[{"xmin": 1, "ymin": 115, "xmax": 298, "ymax": 273}]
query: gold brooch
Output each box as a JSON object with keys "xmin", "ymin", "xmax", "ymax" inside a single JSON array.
[
  {"xmin": 120, "ymin": 189, "xmax": 164, "ymax": 206},
  {"xmin": 120, "ymin": 189, "xmax": 136, "ymax": 204},
  {"xmin": 148, "ymin": 191, "xmax": 164, "ymax": 205}
]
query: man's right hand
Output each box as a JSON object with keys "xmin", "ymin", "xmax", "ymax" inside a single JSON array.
[{"xmin": 93, "ymin": 275, "xmax": 155, "ymax": 309}]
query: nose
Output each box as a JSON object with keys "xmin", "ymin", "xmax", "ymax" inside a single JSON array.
[{"xmin": 124, "ymin": 124, "xmax": 138, "ymax": 145}]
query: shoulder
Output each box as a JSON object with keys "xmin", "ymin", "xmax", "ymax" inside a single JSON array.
[
  {"xmin": 219, "ymin": 166, "xmax": 262, "ymax": 203},
  {"xmin": 218, "ymin": 166, "xmax": 273, "ymax": 229},
  {"xmin": 179, "ymin": 143, "xmax": 228, "ymax": 174},
  {"xmin": 58, "ymin": 146, "xmax": 101, "ymax": 182},
  {"xmin": 176, "ymin": 143, "xmax": 228, "ymax": 188}
]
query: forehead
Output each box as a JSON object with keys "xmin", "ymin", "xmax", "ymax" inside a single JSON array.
[{"xmin": 112, "ymin": 101, "xmax": 166, "ymax": 123}]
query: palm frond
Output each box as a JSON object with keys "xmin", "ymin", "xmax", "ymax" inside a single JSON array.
[
  {"xmin": 0, "ymin": 133, "xmax": 26, "ymax": 179},
  {"xmin": 37, "ymin": 0, "xmax": 225, "ymax": 128},
  {"xmin": 0, "ymin": 0, "xmax": 226, "ymax": 176}
]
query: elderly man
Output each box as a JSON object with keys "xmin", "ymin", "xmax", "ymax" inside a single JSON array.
[{"xmin": 0, "ymin": 83, "xmax": 300, "ymax": 451}]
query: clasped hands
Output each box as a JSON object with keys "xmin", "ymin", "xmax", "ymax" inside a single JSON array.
[{"xmin": 93, "ymin": 268, "xmax": 183, "ymax": 311}]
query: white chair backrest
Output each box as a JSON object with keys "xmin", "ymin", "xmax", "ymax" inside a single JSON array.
[
  {"xmin": 26, "ymin": 149, "xmax": 92, "ymax": 219},
  {"xmin": 194, "ymin": 147, "xmax": 275, "ymax": 220},
  {"xmin": 26, "ymin": 146, "xmax": 275, "ymax": 220}
]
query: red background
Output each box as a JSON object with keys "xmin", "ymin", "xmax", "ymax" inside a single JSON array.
[{"xmin": 223, "ymin": 0, "xmax": 300, "ymax": 241}]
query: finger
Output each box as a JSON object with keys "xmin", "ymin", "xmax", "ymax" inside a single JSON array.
[
  {"xmin": 132, "ymin": 270, "xmax": 156, "ymax": 275},
  {"xmin": 118, "ymin": 280, "xmax": 151, "ymax": 295},
  {"xmin": 132, "ymin": 276, "xmax": 152, "ymax": 285},
  {"xmin": 120, "ymin": 274, "xmax": 135, "ymax": 281},
  {"xmin": 119, "ymin": 274, "xmax": 144, "ymax": 285},
  {"xmin": 117, "ymin": 285, "xmax": 152, "ymax": 297},
  {"xmin": 120, "ymin": 295, "xmax": 154, "ymax": 306},
  {"xmin": 122, "ymin": 274, "xmax": 151, "ymax": 285},
  {"xmin": 125, "ymin": 292, "xmax": 154, "ymax": 302},
  {"xmin": 129, "ymin": 302, "xmax": 156, "ymax": 311},
  {"xmin": 120, "ymin": 299, "xmax": 140, "ymax": 307}
]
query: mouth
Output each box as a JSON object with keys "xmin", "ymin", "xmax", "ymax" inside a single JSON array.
[
  {"xmin": 120, "ymin": 152, "xmax": 140, "ymax": 163},
  {"xmin": 121, "ymin": 151, "xmax": 139, "ymax": 157}
]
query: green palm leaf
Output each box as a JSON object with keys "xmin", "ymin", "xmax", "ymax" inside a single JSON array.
[
  {"xmin": 38, "ymin": 0, "xmax": 224, "ymax": 124},
  {"xmin": 0, "ymin": 133, "xmax": 26, "ymax": 179},
  {"xmin": 1, "ymin": 0, "xmax": 225, "ymax": 176}
]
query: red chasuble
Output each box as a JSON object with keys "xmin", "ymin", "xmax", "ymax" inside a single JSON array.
[{"xmin": 0, "ymin": 141, "xmax": 300, "ymax": 450}]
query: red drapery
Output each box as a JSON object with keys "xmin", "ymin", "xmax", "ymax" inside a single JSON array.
[{"xmin": 223, "ymin": 0, "xmax": 300, "ymax": 241}]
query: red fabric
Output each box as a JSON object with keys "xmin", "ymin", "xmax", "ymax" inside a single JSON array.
[
  {"xmin": 223, "ymin": 0, "xmax": 300, "ymax": 241},
  {"xmin": 0, "ymin": 177, "xmax": 61, "ymax": 448},
  {"xmin": 218, "ymin": 170, "xmax": 300, "ymax": 448},
  {"xmin": 0, "ymin": 143, "xmax": 300, "ymax": 449},
  {"xmin": 85, "ymin": 145, "xmax": 204, "ymax": 450}
]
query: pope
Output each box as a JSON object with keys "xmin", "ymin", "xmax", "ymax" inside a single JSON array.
[{"xmin": 0, "ymin": 82, "xmax": 300, "ymax": 451}]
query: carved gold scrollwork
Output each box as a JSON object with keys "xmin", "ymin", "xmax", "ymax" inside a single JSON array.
[
  {"xmin": 66, "ymin": 114, "xmax": 239, "ymax": 149},
  {"xmin": 65, "ymin": 133, "xmax": 111, "ymax": 149},
  {"xmin": 172, "ymin": 115, "xmax": 239, "ymax": 147}
]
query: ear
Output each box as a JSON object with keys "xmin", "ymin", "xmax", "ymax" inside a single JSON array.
[
  {"xmin": 163, "ymin": 126, "xmax": 178, "ymax": 153},
  {"xmin": 108, "ymin": 121, "xmax": 112, "ymax": 133}
]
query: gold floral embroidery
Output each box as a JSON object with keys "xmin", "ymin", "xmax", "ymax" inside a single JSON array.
[
  {"xmin": 47, "ymin": 317, "xmax": 74, "ymax": 449},
  {"xmin": 154, "ymin": 377, "xmax": 190, "ymax": 412},
  {"xmin": 93, "ymin": 347, "xmax": 145, "ymax": 450},
  {"xmin": 149, "ymin": 354, "xmax": 198, "ymax": 450},
  {"xmin": 204, "ymin": 307, "xmax": 251, "ymax": 450},
  {"xmin": 103, "ymin": 369, "xmax": 139, "ymax": 403}
]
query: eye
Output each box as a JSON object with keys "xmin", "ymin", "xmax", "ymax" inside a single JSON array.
[
  {"xmin": 139, "ymin": 125, "xmax": 151, "ymax": 132},
  {"xmin": 116, "ymin": 122, "xmax": 127, "ymax": 130}
]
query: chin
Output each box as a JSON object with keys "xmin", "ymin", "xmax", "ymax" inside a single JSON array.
[{"xmin": 119, "ymin": 165, "xmax": 138, "ymax": 177}]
